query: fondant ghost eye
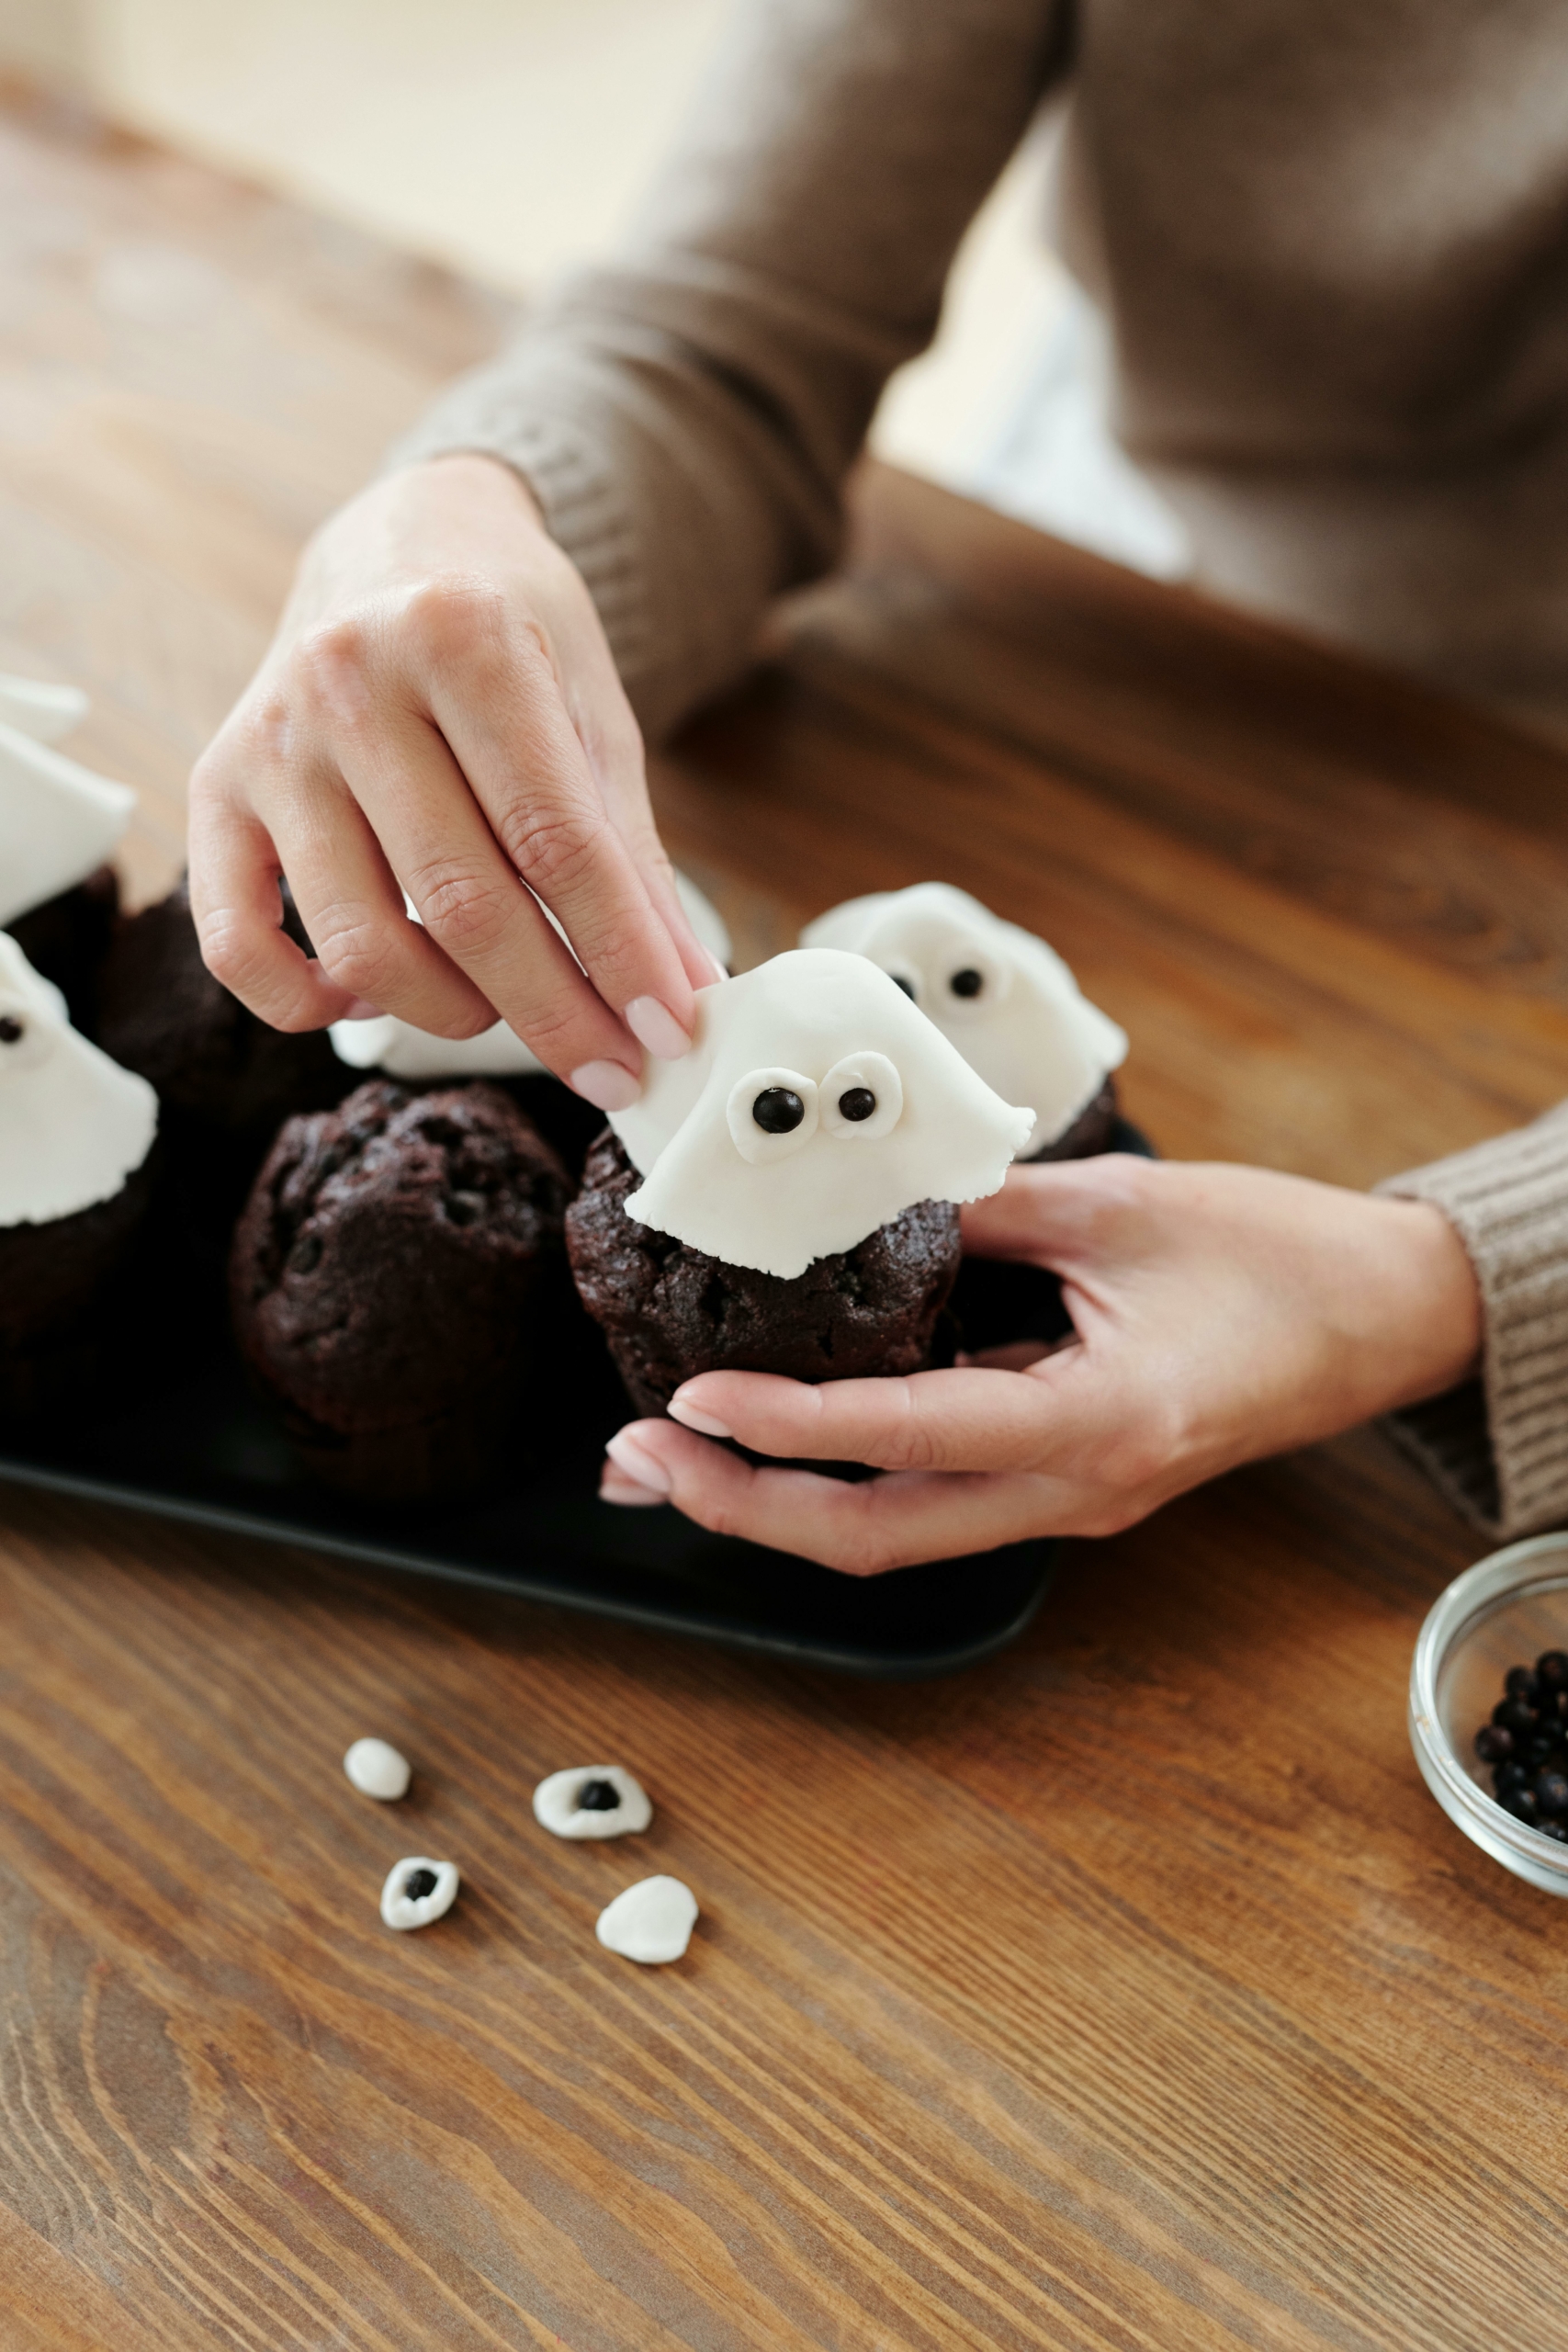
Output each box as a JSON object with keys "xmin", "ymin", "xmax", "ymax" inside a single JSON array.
[
  {"xmin": 726, "ymin": 1068, "xmax": 819, "ymax": 1164},
  {"xmin": 0, "ymin": 1003, "xmax": 51, "ymax": 1072},
  {"xmin": 938, "ymin": 947, "xmax": 1009, "ymax": 1018},
  {"xmin": 883, "ymin": 963, "xmax": 920, "ymax": 1003},
  {"xmin": 820, "ymin": 1052, "xmax": 903, "ymax": 1140},
  {"xmin": 752, "ymin": 1087, "xmax": 805, "ymax": 1133}
]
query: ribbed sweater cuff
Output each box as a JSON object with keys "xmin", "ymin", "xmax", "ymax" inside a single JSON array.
[
  {"xmin": 385, "ymin": 399, "xmax": 659, "ymax": 712},
  {"xmin": 1377, "ymin": 1101, "xmax": 1568, "ymax": 1540}
]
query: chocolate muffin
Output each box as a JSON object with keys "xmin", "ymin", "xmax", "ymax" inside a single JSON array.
[
  {"xmin": 99, "ymin": 876, "xmax": 342, "ymax": 1140},
  {"xmin": 6, "ymin": 863, "xmax": 119, "ymax": 1036},
  {"xmin": 231, "ymin": 1079, "xmax": 571, "ymax": 1498},
  {"xmin": 97, "ymin": 876, "xmax": 346, "ymax": 1254},
  {"xmin": 567, "ymin": 1129, "xmax": 960, "ymax": 1418},
  {"xmin": 1028, "ymin": 1075, "xmax": 1120, "ymax": 1163},
  {"xmin": 0, "ymin": 1160, "xmax": 155, "ymax": 1420}
]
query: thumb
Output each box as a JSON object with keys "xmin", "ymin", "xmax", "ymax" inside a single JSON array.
[{"xmin": 961, "ymin": 1154, "xmax": 1154, "ymax": 1267}]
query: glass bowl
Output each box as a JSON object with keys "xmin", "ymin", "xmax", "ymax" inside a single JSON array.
[{"xmin": 1410, "ymin": 1531, "xmax": 1568, "ymax": 1894}]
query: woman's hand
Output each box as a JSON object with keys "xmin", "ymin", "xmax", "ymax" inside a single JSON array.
[
  {"xmin": 187, "ymin": 454, "xmax": 719, "ymax": 1110},
  {"xmin": 600, "ymin": 1155, "xmax": 1483, "ymax": 1571}
]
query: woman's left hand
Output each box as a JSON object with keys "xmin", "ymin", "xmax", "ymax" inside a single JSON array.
[{"xmin": 598, "ymin": 1154, "xmax": 1483, "ymax": 1573}]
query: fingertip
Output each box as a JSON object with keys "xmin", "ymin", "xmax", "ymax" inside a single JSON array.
[
  {"xmin": 600, "ymin": 1465, "xmax": 668, "ymax": 1508},
  {"xmin": 570, "ymin": 1058, "xmax": 642, "ymax": 1113},
  {"xmin": 667, "ymin": 1391, "xmax": 733, "ymax": 1440},
  {"xmin": 623, "ymin": 994, "xmax": 693, "ymax": 1062},
  {"xmin": 604, "ymin": 1424, "xmax": 675, "ymax": 1494}
]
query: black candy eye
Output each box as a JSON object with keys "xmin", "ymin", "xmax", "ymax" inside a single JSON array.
[
  {"xmin": 837, "ymin": 1087, "xmax": 876, "ymax": 1123},
  {"xmin": 578, "ymin": 1778, "xmax": 621, "ymax": 1812},
  {"xmin": 752, "ymin": 1086, "xmax": 806, "ymax": 1134},
  {"xmin": 0, "ymin": 1017, "xmax": 23, "ymax": 1045},
  {"xmin": 949, "ymin": 967, "xmax": 984, "ymax": 1000},
  {"xmin": 403, "ymin": 1867, "xmax": 439, "ymax": 1901},
  {"xmin": 891, "ymin": 976, "xmax": 916, "ymax": 1001}
]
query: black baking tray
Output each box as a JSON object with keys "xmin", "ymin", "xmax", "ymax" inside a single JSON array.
[
  {"xmin": 0, "ymin": 1366, "xmax": 1053, "ymax": 1679},
  {"xmin": 0, "ymin": 1121, "xmax": 1151, "ymax": 1679}
]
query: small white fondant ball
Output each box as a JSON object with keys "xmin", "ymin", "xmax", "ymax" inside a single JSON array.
[
  {"xmin": 380, "ymin": 1857, "xmax": 459, "ymax": 1931},
  {"xmin": 344, "ymin": 1737, "xmax": 411, "ymax": 1800},
  {"xmin": 595, "ymin": 1875, "xmax": 698, "ymax": 1964},
  {"xmin": 533, "ymin": 1764, "xmax": 652, "ymax": 1839}
]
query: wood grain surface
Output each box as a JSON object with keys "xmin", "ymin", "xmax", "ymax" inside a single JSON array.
[{"xmin": 2, "ymin": 86, "xmax": 1567, "ymax": 2352}]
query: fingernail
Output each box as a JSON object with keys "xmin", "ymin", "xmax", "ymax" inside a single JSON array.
[
  {"xmin": 570, "ymin": 1058, "xmax": 641, "ymax": 1113},
  {"xmin": 703, "ymin": 951, "xmax": 729, "ymax": 985},
  {"xmin": 669, "ymin": 1395, "xmax": 733, "ymax": 1440},
  {"xmin": 601, "ymin": 1468, "xmax": 667, "ymax": 1509},
  {"xmin": 339, "ymin": 997, "xmax": 384, "ymax": 1020},
  {"xmin": 605, "ymin": 1430, "xmax": 672, "ymax": 1495},
  {"xmin": 624, "ymin": 995, "xmax": 692, "ymax": 1060}
]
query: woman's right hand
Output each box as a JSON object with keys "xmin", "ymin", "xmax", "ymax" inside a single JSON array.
[{"xmin": 187, "ymin": 452, "xmax": 720, "ymax": 1111}]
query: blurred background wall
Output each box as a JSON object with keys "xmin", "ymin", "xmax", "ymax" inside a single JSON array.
[{"xmin": 0, "ymin": 0, "xmax": 1185, "ymax": 575}]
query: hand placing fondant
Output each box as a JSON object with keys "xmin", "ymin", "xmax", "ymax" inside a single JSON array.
[
  {"xmin": 599, "ymin": 1156, "xmax": 1483, "ymax": 1572},
  {"xmin": 186, "ymin": 454, "xmax": 722, "ymax": 1113}
]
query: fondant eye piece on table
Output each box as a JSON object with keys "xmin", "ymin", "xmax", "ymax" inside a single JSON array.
[
  {"xmin": 344, "ymin": 1736, "xmax": 412, "ymax": 1800},
  {"xmin": 379, "ymin": 1855, "xmax": 460, "ymax": 1929},
  {"xmin": 726, "ymin": 1066, "xmax": 819, "ymax": 1164},
  {"xmin": 596, "ymin": 1874, "xmax": 699, "ymax": 1964},
  {"xmin": 533, "ymin": 1763, "xmax": 654, "ymax": 1839},
  {"xmin": 819, "ymin": 1050, "xmax": 903, "ymax": 1140}
]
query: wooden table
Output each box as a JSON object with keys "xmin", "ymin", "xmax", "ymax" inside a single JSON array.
[{"xmin": 3, "ymin": 86, "xmax": 1567, "ymax": 2352}]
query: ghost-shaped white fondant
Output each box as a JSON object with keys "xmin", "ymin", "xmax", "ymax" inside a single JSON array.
[
  {"xmin": 331, "ymin": 1002, "xmax": 550, "ymax": 1081},
  {"xmin": 328, "ymin": 868, "xmax": 733, "ymax": 1081},
  {"xmin": 0, "ymin": 672, "xmax": 89, "ymax": 745},
  {"xmin": 801, "ymin": 882, "xmax": 1127, "ymax": 1158},
  {"xmin": 609, "ymin": 948, "xmax": 1034, "ymax": 1279},
  {"xmin": 0, "ymin": 933, "xmax": 158, "ymax": 1227},
  {"xmin": 0, "ymin": 702, "xmax": 136, "ymax": 930}
]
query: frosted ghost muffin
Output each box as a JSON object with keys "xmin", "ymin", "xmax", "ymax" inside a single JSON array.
[
  {"xmin": 230, "ymin": 1079, "xmax": 572, "ymax": 1499},
  {"xmin": 801, "ymin": 882, "xmax": 1127, "ymax": 1161},
  {"xmin": 567, "ymin": 949, "xmax": 1033, "ymax": 1416},
  {"xmin": 327, "ymin": 869, "xmax": 733, "ymax": 1177},
  {"xmin": 96, "ymin": 876, "xmax": 344, "ymax": 1247},
  {"xmin": 0, "ymin": 676, "xmax": 135, "ymax": 1035},
  {"xmin": 0, "ymin": 935, "xmax": 159, "ymax": 1419}
]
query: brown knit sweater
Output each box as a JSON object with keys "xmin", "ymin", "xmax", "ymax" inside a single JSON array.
[{"xmin": 391, "ymin": 0, "xmax": 1568, "ymax": 1540}]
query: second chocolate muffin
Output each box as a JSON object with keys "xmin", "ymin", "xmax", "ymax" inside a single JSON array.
[
  {"xmin": 231, "ymin": 1079, "xmax": 571, "ymax": 1498},
  {"xmin": 567, "ymin": 1129, "xmax": 960, "ymax": 1418},
  {"xmin": 6, "ymin": 863, "xmax": 119, "ymax": 1036}
]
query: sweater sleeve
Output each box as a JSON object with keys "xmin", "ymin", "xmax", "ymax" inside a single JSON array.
[
  {"xmin": 387, "ymin": 0, "xmax": 1067, "ymax": 741},
  {"xmin": 1376, "ymin": 1102, "xmax": 1568, "ymax": 1539}
]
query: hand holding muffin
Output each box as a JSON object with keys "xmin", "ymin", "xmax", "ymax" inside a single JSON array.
[{"xmin": 602, "ymin": 1155, "xmax": 1483, "ymax": 1572}]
